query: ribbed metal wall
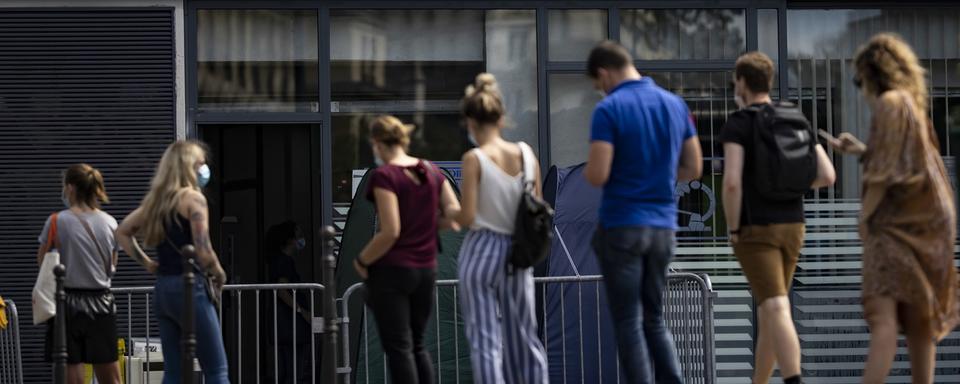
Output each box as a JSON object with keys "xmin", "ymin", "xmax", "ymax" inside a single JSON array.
[{"xmin": 0, "ymin": 9, "xmax": 175, "ymax": 383}]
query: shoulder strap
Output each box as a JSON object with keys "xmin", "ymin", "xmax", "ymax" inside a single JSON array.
[
  {"xmin": 77, "ymin": 214, "xmax": 112, "ymax": 276},
  {"xmin": 518, "ymin": 142, "xmax": 535, "ymax": 188},
  {"xmin": 46, "ymin": 212, "xmax": 59, "ymax": 250}
]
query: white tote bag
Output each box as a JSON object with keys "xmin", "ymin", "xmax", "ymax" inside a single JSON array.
[{"xmin": 32, "ymin": 213, "xmax": 59, "ymax": 325}]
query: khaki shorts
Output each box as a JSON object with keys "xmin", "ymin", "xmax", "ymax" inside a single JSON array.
[{"xmin": 733, "ymin": 223, "xmax": 805, "ymax": 303}]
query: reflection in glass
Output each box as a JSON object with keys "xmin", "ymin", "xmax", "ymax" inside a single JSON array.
[
  {"xmin": 487, "ymin": 10, "xmax": 539, "ymax": 150},
  {"xmin": 197, "ymin": 10, "xmax": 319, "ymax": 112},
  {"xmin": 548, "ymin": 10, "xmax": 607, "ymax": 62},
  {"xmin": 644, "ymin": 71, "xmax": 735, "ymax": 240},
  {"xmin": 758, "ymin": 9, "xmax": 779, "ymax": 65},
  {"xmin": 787, "ymin": 9, "xmax": 960, "ymax": 199},
  {"xmin": 330, "ymin": 10, "xmax": 484, "ymax": 205},
  {"xmin": 620, "ymin": 9, "xmax": 746, "ymax": 60},
  {"xmin": 549, "ymin": 74, "xmax": 602, "ymax": 168}
]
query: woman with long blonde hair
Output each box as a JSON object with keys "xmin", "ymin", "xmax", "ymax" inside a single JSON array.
[
  {"xmin": 829, "ymin": 33, "xmax": 959, "ymax": 384},
  {"xmin": 116, "ymin": 141, "xmax": 229, "ymax": 383}
]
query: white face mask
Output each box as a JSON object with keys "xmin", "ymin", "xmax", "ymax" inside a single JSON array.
[
  {"xmin": 467, "ymin": 133, "xmax": 479, "ymax": 147},
  {"xmin": 196, "ymin": 164, "xmax": 211, "ymax": 188}
]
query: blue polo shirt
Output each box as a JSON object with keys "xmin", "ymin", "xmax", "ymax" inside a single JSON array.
[{"xmin": 590, "ymin": 77, "xmax": 696, "ymax": 230}]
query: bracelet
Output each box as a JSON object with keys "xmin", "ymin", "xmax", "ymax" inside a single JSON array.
[{"xmin": 729, "ymin": 229, "xmax": 741, "ymax": 235}]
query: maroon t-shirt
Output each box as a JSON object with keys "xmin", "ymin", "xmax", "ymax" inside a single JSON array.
[{"xmin": 366, "ymin": 161, "xmax": 442, "ymax": 269}]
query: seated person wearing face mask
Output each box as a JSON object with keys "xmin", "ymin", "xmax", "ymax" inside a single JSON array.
[{"xmin": 266, "ymin": 221, "xmax": 314, "ymax": 383}]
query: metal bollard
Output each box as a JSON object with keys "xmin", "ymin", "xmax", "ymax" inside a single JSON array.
[
  {"xmin": 182, "ymin": 245, "xmax": 198, "ymax": 384},
  {"xmin": 321, "ymin": 226, "xmax": 339, "ymax": 384},
  {"xmin": 53, "ymin": 264, "xmax": 67, "ymax": 384}
]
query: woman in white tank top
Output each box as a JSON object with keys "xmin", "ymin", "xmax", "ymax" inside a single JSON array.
[{"xmin": 453, "ymin": 73, "xmax": 549, "ymax": 384}]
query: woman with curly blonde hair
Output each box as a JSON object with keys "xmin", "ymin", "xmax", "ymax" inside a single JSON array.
[{"xmin": 829, "ymin": 33, "xmax": 959, "ymax": 384}]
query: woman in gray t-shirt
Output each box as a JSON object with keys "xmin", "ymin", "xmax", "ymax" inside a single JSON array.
[{"xmin": 36, "ymin": 163, "xmax": 120, "ymax": 384}]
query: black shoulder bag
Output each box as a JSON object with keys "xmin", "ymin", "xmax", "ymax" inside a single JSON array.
[{"xmin": 508, "ymin": 143, "xmax": 555, "ymax": 270}]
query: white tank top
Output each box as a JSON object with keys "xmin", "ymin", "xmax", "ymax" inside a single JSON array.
[{"xmin": 471, "ymin": 142, "xmax": 535, "ymax": 235}]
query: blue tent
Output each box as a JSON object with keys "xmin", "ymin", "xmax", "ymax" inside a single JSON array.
[{"xmin": 541, "ymin": 164, "xmax": 620, "ymax": 383}]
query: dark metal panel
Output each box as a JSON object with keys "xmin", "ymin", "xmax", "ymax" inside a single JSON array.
[
  {"xmin": 188, "ymin": 0, "xmax": 756, "ymax": 9},
  {"xmin": 194, "ymin": 112, "xmax": 324, "ymax": 123},
  {"xmin": 0, "ymin": 8, "xmax": 176, "ymax": 383},
  {"xmin": 319, "ymin": 6, "xmax": 334, "ymax": 241},
  {"xmin": 548, "ymin": 60, "xmax": 737, "ymax": 72},
  {"xmin": 746, "ymin": 6, "xmax": 758, "ymax": 52},
  {"xmin": 536, "ymin": 6, "xmax": 550, "ymax": 170}
]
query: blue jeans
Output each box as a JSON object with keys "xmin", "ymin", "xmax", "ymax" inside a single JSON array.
[
  {"xmin": 154, "ymin": 275, "xmax": 230, "ymax": 383},
  {"xmin": 592, "ymin": 226, "xmax": 683, "ymax": 384}
]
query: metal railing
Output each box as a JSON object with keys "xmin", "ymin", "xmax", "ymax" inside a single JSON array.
[
  {"xmin": 337, "ymin": 273, "xmax": 716, "ymax": 384},
  {"xmin": 0, "ymin": 299, "xmax": 23, "ymax": 384},
  {"xmin": 112, "ymin": 282, "xmax": 326, "ymax": 384}
]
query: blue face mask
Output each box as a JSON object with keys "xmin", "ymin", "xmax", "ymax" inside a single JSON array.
[
  {"xmin": 296, "ymin": 238, "xmax": 306, "ymax": 251},
  {"xmin": 197, "ymin": 164, "xmax": 211, "ymax": 188},
  {"xmin": 61, "ymin": 190, "xmax": 70, "ymax": 208}
]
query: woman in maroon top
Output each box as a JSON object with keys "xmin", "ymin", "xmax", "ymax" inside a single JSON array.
[{"xmin": 353, "ymin": 115, "xmax": 460, "ymax": 384}]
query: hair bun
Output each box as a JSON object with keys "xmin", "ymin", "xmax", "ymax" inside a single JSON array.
[{"xmin": 466, "ymin": 73, "xmax": 499, "ymax": 96}]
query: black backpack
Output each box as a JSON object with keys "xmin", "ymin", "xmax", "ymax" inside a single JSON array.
[
  {"xmin": 509, "ymin": 143, "xmax": 554, "ymax": 270},
  {"xmin": 747, "ymin": 102, "xmax": 818, "ymax": 200}
]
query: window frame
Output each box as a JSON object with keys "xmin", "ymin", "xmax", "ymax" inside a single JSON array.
[{"xmin": 185, "ymin": 0, "xmax": 787, "ymax": 229}]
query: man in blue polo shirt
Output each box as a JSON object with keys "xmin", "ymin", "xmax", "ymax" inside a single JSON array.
[{"xmin": 584, "ymin": 40, "xmax": 703, "ymax": 384}]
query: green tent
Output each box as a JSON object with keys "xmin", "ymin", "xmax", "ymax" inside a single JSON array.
[{"xmin": 337, "ymin": 167, "xmax": 472, "ymax": 383}]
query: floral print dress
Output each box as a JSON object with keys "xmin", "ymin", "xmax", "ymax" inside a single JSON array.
[{"xmin": 860, "ymin": 90, "xmax": 960, "ymax": 341}]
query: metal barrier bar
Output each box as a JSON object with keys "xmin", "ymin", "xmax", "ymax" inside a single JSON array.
[
  {"xmin": 0, "ymin": 300, "xmax": 24, "ymax": 384},
  {"xmin": 181, "ymin": 245, "xmax": 197, "ymax": 384},
  {"xmin": 53, "ymin": 264, "xmax": 67, "ymax": 384},
  {"xmin": 111, "ymin": 282, "xmax": 325, "ymax": 383},
  {"xmin": 338, "ymin": 273, "xmax": 716, "ymax": 384}
]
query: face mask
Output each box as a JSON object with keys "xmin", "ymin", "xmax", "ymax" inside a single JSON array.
[
  {"xmin": 467, "ymin": 133, "xmax": 479, "ymax": 147},
  {"xmin": 61, "ymin": 190, "xmax": 70, "ymax": 208},
  {"xmin": 296, "ymin": 238, "xmax": 306, "ymax": 251},
  {"xmin": 595, "ymin": 90, "xmax": 607, "ymax": 98},
  {"xmin": 197, "ymin": 164, "xmax": 211, "ymax": 188}
]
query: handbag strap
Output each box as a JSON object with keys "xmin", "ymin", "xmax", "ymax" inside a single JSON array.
[
  {"xmin": 46, "ymin": 212, "xmax": 60, "ymax": 251},
  {"xmin": 518, "ymin": 142, "xmax": 535, "ymax": 191},
  {"xmin": 76, "ymin": 213, "xmax": 112, "ymax": 277},
  {"xmin": 165, "ymin": 236, "xmax": 207, "ymax": 274}
]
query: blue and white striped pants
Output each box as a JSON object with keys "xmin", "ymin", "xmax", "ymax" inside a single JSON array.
[{"xmin": 458, "ymin": 229, "xmax": 549, "ymax": 384}]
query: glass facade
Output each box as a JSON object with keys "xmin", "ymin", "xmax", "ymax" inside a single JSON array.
[
  {"xmin": 197, "ymin": 10, "xmax": 319, "ymax": 112},
  {"xmin": 620, "ymin": 9, "xmax": 746, "ymax": 60},
  {"xmin": 186, "ymin": 4, "xmax": 960, "ymax": 383}
]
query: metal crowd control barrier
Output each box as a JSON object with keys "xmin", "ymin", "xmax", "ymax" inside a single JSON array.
[
  {"xmin": 337, "ymin": 272, "xmax": 716, "ymax": 384},
  {"xmin": 0, "ymin": 300, "xmax": 23, "ymax": 384},
  {"xmin": 112, "ymin": 282, "xmax": 325, "ymax": 384}
]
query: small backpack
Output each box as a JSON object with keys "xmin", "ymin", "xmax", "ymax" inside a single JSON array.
[
  {"xmin": 747, "ymin": 102, "xmax": 818, "ymax": 200},
  {"xmin": 509, "ymin": 143, "xmax": 554, "ymax": 270}
]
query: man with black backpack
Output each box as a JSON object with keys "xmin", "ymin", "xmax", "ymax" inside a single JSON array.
[{"xmin": 720, "ymin": 51, "xmax": 836, "ymax": 384}]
